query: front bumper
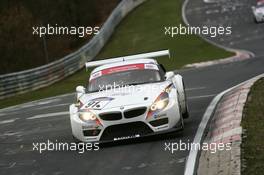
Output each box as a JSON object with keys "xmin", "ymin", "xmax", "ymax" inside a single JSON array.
[
  {"xmin": 254, "ymin": 13, "xmax": 264, "ymax": 22},
  {"xmin": 70, "ymin": 99, "xmax": 182, "ymax": 143}
]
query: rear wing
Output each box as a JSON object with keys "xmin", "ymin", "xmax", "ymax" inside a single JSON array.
[{"xmin": 85, "ymin": 50, "xmax": 170, "ymax": 69}]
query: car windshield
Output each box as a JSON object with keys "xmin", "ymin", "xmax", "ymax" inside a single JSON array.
[
  {"xmin": 88, "ymin": 67, "xmax": 163, "ymax": 92},
  {"xmin": 257, "ymin": 3, "xmax": 264, "ymax": 7}
]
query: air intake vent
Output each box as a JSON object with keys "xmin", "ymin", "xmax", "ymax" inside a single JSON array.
[
  {"xmin": 124, "ymin": 107, "xmax": 147, "ymax": 118},
  {"xmin": 100, "ymin": 122, "xmax": 153, "ymax": 141},
  {"xmin": 83, "ymin": 129, "xmax": 101, "ymax": 136},
  {"xmin": 99, "ymin": 112, "xmax": 122, "ymax": 121},
  {"xmin": 149, "ymin": 118, "xmax": 168, "ymax": 127}
]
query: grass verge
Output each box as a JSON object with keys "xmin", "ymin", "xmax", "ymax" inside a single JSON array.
[
  {"xmin": 241, "ymin": 78, "xmax": 264, "ymax": 175},
  {"xmin": 0, "ymin": 0, "xmax": 233, "ymax": 109}
]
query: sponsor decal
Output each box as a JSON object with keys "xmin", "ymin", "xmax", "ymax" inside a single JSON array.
[
  {"xmin": 90, "ymin": 63, "xmax": 159, "ymax": 81},
  {"xmin": 144, "ymin": 63, "xmax": 159, "ymax": 70},
  {"xmin": 101, "ymin": 64, "xmax": 145, "ymax": 75},
  {"xmin": 82, "ymin": 125, "xmax": 99, "ymax": 130},
  {"xmin": 153, "ymin": 113, "xmax": 167, "ymax": 119},
  {"xmin": 111, "ymin": 92, "xmax": 131, "ymax": 96},
  {"xmin": 113, "ymin": 134, "xmax": 140, "ymax": 141},
  {"xmin": 89, "ymin": 71, "xmax": 102, "ymax": 81}
]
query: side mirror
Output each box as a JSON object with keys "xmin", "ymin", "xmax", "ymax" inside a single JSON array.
[
  {"xmin": 75, "ymin": 86, "xmax": 85, "ymax": 107},
  {"xmin": 76, "ymin": 86, "xmax": 86, "ymax": 94},
  {"xmin": 165, "ymin": 71, "xmax": 175, "ymax": 80}
]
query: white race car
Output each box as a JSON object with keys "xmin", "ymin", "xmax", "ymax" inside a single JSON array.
[
  {"xmin": 69, "ymin": 50, "xmax": 189, "ymax": 143},
  {"xmin": 252, "ymin": 1, "xmax": 264, "ymax": 23}
]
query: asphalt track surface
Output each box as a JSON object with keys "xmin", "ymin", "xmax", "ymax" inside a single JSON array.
[
  {"xmin": 0, "ymin": 0, "xmax": 264, "ymax": 175},
  {"xmin": 185, "ymin": 0, "xmax": 264, "ymax": 56}
]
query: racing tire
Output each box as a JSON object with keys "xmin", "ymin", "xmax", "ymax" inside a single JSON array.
[
  {"xmin": 182, "ymin": 81, "xmax": 189, "ymax": 119},
  {"xmin": 254, "ymin": 18, "xmax": 259, "ymax": 23},
  {"xmin": 254, "ymin": 17, "xmax": 262, "ymax": 24},
  {"xmin": 175, "ymin": 111, "xmax": 184, "ymax": 131},
  {"xmin": 173, "ymin": 116, "xmax": 184, "ymax": 137},
  {"xmin": 182, "ymin": 107, "xmax": 189, "ymax": 119},
  {"xmin": 180, "ymin": 115, "xmax": 184, "ymax": 130}
]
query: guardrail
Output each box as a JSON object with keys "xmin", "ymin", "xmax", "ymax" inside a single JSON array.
[{"xmin": 0, "ymin": 0, "xmax": 146, "ymax": 100}]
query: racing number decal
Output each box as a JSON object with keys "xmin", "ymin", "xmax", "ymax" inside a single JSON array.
[
  {"xmin": 86, "ymin": 101, "xmax": 100, "ymax": 108},
  {"xmin": 83, "ymin": 97, "xmax": 114, "ymax": 110},
  {"xmin": 86, "ymin": 101, "xmax": 106, "ymax": 110}
]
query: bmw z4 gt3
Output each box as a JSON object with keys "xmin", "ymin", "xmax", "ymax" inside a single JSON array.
[{"xmin": 69, "ymin": 50, "xmax": 189, "ymax": 142}]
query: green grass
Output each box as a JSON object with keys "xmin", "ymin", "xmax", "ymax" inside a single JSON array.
[
  {"xmin": 0, "ymin": 0, "xmax": 233, "ymax": 109},
  {"xmin": 96, "ymin": 0, "xmax": 233, "ymax": 70},
  {"xmin": 241, "ymin": 78, "xmax": 264, "ymax": 175}
]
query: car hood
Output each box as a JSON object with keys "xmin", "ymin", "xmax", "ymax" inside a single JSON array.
[
  {"xmin": 256, "ymin": 7, "xmax": 264, "ymax": 13},
  {"xmin": 79, "ymin": 82, "xmax": 171, "ymax": 110}
]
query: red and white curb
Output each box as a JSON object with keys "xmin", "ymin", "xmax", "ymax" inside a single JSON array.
[
  {"xmin": 184, "ymin": 73, "xmax": 264, "ymax": 175},
  {"xmin": 184, "ymin": 51, "xmax": 254, "ymax": 69},
  {"xmin": 181, "ymin": 0, "xmax": 255, "ymax": 69}
]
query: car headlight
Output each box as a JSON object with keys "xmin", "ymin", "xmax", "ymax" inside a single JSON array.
[
  {"xmin": 79, "ymin": 111, "xmax": 97, "ymax": 122},
  {"xmin": 150, "ymin": 98, "xmax": 169, "ymax": 111},
  {"xmin": 147, "ymin": 84, "xmax": 174, "ymax": 119},
  {"xmin": 147, "ymin": 91, "xmax": 170, "ymax": 119}
]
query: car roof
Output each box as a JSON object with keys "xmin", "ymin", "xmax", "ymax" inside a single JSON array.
[{"xmin": 91, "ymin": 58, "xmax": 159, "ymax": 73}]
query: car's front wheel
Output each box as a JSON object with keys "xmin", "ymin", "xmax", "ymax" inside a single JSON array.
[
  {"xmin": 176, "ymin": 108, "xmax": 185, "ymax": 131},
  {"xmin": 180, "ymin": 115, "xmax": 184, "ymax": 130},
  {"xmin": 182, "ymin": 82, "xmax": 189, "ymax": 119},
  {"xmin": 182, "ymin": 106, "xmax": 189, "ymax": 119}
]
